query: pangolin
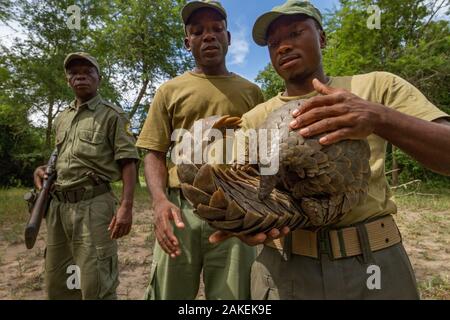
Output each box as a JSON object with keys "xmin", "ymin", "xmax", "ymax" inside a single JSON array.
[{"xmin": 176, "ymin": 100, "xmax": 371, "ymax": 234}]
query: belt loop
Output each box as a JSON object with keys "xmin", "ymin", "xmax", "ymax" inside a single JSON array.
[
  {"xmin": 356, "ymin": 224, "xmax": 375, "ymax": 264},
  {"xmin": 337, "ymin": 229, "xmax": 347, "ymax": 258},
  {"xmin": 282, "ymin": 232, "xmax": 292, "ymax": 262},
  {"xmin": 318, "ymin": 228, "xmax": 333, "ymax": 259}
]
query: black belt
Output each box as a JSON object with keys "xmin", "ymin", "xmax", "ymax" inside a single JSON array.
[{"xmin": 52, "ymin": 183, "xmax": 111, "ymax": 203}]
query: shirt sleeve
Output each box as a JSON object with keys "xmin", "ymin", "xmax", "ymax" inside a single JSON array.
[
  {"xmin": 136, "ymin": 87, "xmax": 173, "ymax": 152},
  {"xmin": 378, "ymin": 72, "xmax": 449, "ymax": 121},
  {"xmin": 110, "ymin": 113, "xmax": 140, "ymax": 161}
]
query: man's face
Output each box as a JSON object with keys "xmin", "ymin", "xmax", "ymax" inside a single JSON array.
[
  {"xmin": 184, "ymin": 8, "xmax": 230, "ymax": 68},
  {"xmin": 266, "ymin": 15, "xmax": 325, "ymax": 83},
  {"xmin": 66, "ymin": 60, "xmax": 100, "ymax": 100}
]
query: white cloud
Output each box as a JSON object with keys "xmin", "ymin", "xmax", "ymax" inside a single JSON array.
[{"xmin": 228, "ymin": 25, "xmax": 249, "ymax": 66}]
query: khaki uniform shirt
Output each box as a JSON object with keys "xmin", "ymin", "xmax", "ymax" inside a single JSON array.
[
  {"xmin": 240, "ymin": 72, "xmax": 449, "ymax": 227},
  {"xmin": 136, "ymin": 71, "xmax": 264, "ymax": 188},
  {"xmin": 54, "ymin": 94, "xmax": 139, "ymax": 189}
]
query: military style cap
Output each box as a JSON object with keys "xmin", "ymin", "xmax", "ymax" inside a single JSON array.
[
  {"xmin": 181, "ymin": 0, "xmax": 227, "ymax": 25},
  {"xmin": 64, "ymin": 52, "xmax": 100, "ymax": 74},
  {"xmin": 252, "ymin": 0, "xmax": 323, "ymax": 46}
]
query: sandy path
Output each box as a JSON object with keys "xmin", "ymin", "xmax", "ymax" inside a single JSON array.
[{"xmin": 0, "ymin": 206, "xmax": 448, "ymax": 299}]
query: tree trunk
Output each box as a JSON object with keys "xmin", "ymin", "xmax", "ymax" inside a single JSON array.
[
  {"xmin": 392, "ymin": 145, "xmax": 399, "ymax": 186},
  {"xmin": 45, "ymin": 99, "xmax": 54, "ymax": 149},
  {"xmin": 128, "ymin": 76, "xmax": 150, "ymax": 120}
]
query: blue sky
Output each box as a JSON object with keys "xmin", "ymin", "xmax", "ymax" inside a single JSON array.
[
  {"xmin": 0, "ymin": 0, "xmax": 340, "ymax": 83},
  {"xmin": 223, "ymin": 0, "xmax": 340, "ymax": 82}
]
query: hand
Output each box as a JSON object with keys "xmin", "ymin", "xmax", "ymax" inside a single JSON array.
[
  {"xmin": 289, "ymin": 78, "xmax": 385, "ymax": 145},
  {"xmin": 33, "ymin": 165, "xmax": 47, "ymax": 190},
  {"xmin": 109, "ymin": 202, "xmax": 133, "ymax": 239},
  {"xmin": 209, "ymin": 226, "xmax": 290, "ymax": 246},
  {"xmin": 153, "ymin": 198, "xmax": 185, "ymax": 258}
]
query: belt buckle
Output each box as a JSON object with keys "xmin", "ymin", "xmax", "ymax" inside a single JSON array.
[{"xmin": 317, "ymin": 229, "xmax": 333, "ymax": 259}]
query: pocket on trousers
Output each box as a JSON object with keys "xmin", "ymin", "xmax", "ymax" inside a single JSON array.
[
  {"xmin": 96, "ymin": 245, "xmax": 119, "ymax": 299},
  {"xmin": 251, "ymin": 259, "xmax": 279, "ymax": 300}
]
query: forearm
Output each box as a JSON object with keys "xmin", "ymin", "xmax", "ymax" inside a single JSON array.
[
  {"xmin": 374, "ymin": 106, "xmax": 450, "ymax": 175},
  {"xmin": 119, "ymin": 159, "xmax": 137, "ymax": 208},
  {"xmin": 144, "ymin": 151, "xmax": 169, "ymax": 203}
]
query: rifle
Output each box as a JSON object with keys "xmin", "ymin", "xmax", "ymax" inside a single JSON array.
[{"xmin": 24, "ymin": 149, "xmax": 58, "ymax": 249}]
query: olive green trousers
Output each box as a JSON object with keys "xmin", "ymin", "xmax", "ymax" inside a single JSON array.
[
  {"xmin": 144, "ymin": 189, "xmax": 256, "ymax": 300},
  {"xmin": 45, "ymin": 192, "xmax": 119, "ymax": 300},
  {"xmin": 251, "ymin": 242, "xmax": 420, "ymax": 300}
]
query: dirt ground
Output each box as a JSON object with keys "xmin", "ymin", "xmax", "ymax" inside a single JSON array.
[{"xmin": 0, "ymin": 200, "xmax": 448, "ymax": 300}]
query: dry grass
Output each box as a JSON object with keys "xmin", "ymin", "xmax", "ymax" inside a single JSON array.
[
  {"xmin": 393, "ymin": 184, "xmax": 450, "ymax": 300},
  {"xmin": 0, "ymin": 182, "xmax": 448, "ymax": 300}
]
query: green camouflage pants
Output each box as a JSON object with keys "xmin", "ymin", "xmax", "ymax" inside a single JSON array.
[
  {"xmin": 144, "ymin": 189, "xmax": 256, "ymax": 300},
  {"xmin": 45, "ymin": 191, "xmax": 119, "ymax": 300}
]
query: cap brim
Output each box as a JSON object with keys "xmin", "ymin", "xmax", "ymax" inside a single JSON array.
[
  {"xmin": 252, "ymin": 12, "xmax": 284, "ymax": 46},
  {"xmin": 64, "ymin": 54, "xmax": 99, "ymax": 73},
  {"xmin": 182, "ymin": 2, "xmax": 227, "ymax": 25},
  {"xmin": 252, "ymin": 10, "xmax": 322, "ymax": 46}
]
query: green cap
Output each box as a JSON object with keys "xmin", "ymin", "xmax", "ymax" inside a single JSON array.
[
  {"xmin": 181, "ymin": 0, "xmax": 227, "ymax": 25},
  {"xmin": 252, "ymin": 0, "xmax": 323, "ymax": 46},
  {"xmin": 64, "ymin": 52, "xmax": 100, "ymax": 74}
]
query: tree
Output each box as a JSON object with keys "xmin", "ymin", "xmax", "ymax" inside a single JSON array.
[
  {"xmin": 0, "ymin": 66, "xmax": 46, "ymax": 186},
  {"xmin": 255, "ymin": 64, "xmax": 284, "ymax": 100},
  {"xmin": 0, "ymin": 0, "xmax": 12, "ymax": 22},
  {"xmin": 322, "ymin": 0, "xmax": 449, "ymax": 113},
  {"xmin": 99, "ymin": 0, "xmax": 194, "ymax": 124},
  {"xmin": 0, "ymin": 0, "xmax": 194, "ymax": 186}
]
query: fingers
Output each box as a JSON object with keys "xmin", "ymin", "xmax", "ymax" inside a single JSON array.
[
  {"xmin": 155, "ymin": 210, "xmax": 181, "ymax": 258},
  {"xmin": 297, "ymin": 115, "xmax": 353, "ymax": 140},
  {"xmin": 108, "ymin": 216, "xmax": 116, "ymax": 232},
  {"xmin": 290, "ymin": 104, "xmax": 348, "ymax": 130},
  {"xmin": 237, "ymin": 232, "xmax": 267, "ymax": 246},
  {"xmin": 33, "ymin": 167, "xmax": 46, "ymax": 190},
  {"xmin": 210, "ymin": 230, "xmax": 267, "ymax": 246},
  {"xmin": 280, "ymin": 226, "xmax": 290, "ymax": 237},
  {"xmin": 312, "ymin": 78, "xmax": 336, "ymax": 95},
  {"xmin": 210, "ymin": 227, "xmax": 291, "ymax": 247},
  {"xmin": 265, "ymin": 226, "xmax": 290, "ymax": 242},
  {"xmin": 170, "ymin": 207, "xmax": 185, "ymax": 229},
  {"xmin": 291, "ymin": 79, "xmax": 348, "ymax": 119},
  {"xmin": 209, "ymin": 230, "xmax": 233, "ymax": 244},
  {"xmin": 318, "ymin": 127, "xmax": 355, "ymax": 145},
  {"xmin": 111, "ymin": 223, "xmax": 132, "ymax": 239},
  {"xmin": 155, "ymin": 219, "xmax": 180, "ymax": 257},
  {"xmin": 109, "ymin": 215, "xmax": 132, "ymax": 240}
]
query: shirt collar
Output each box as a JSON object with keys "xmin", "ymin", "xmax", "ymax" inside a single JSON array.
[{"xmin": 69, "ymin": 94, "xmax": 102, "ymax": 111}]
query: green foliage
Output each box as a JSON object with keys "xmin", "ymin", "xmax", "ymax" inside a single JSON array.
[
  {"xmin": 386, "ymin": 147, "xmax": 450, "ymax": 187},
  {"xmin": 0, "ymin": 0, "xmax": 12, "ymax": 22},
  {"xmin": 0, "ymin": 100, "xmax": 46, "ymax": 187},
  {"xmin": 98, "ymin": 0, "xmax": 194, "ymax": 121},
  {"xmin": 322, "ymin": 0, "xmax": 450, "ymax": 113},
  {"xmin": 0, "ymin": 0, "xmax": 194, "ymax": 187},
  {"xmin": 255, "ymin": 64, "xmax": 284, "ymax": 100}
]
